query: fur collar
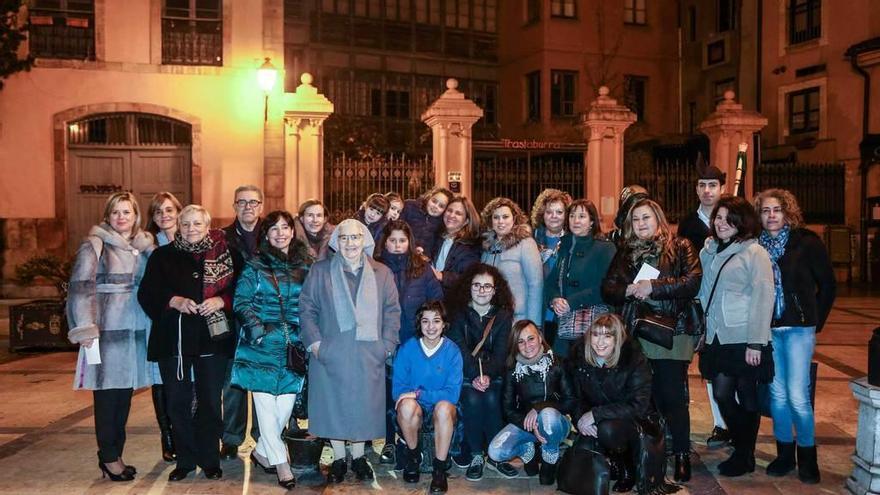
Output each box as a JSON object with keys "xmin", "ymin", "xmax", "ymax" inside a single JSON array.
[
  {"xmin": 89, "ymin": 223, "xmax": 155, "ymax": 254},
  {"xmin": 483, "ymin": 223, "xmax": 532, "ymax": 251}
]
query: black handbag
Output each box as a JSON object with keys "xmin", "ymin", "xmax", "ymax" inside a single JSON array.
[
  {"xmin": 557, "ymin": 440, "xmax": 611, "ymax": 495},
  {"xmin": 680, "ymin": 299, "xmax": 705, "ymax": 336},
  {"xmin": 269, "ymin": 271, "xmax": 308, "ymax": 376},
  {"xmin": 635, "ymin": 414, "xmax": 681, "ymax": 494},
  {"xmin": 631, "ymin": 303, "xmax": 675, "ymax": 349}
]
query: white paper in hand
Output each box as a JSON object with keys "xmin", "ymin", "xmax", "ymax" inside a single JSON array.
[
  {"xmin": 633, "ymin": 263, "xmax": 660, "ymax": 283},
  {"xmin": 84, "ymin": 338, "xmax": 101, "ymax": 365}
]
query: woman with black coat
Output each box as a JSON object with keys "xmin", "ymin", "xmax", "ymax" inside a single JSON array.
[
  {"xmin": 568, "ymin": 313, "xmax": 653, "ymax": 493},
  {"xmin": 755, "ymin": 189, "xmax": 835, "ymax": 483},
  {"xmin": 446, "ymin": 263, "xmax": 518, "ymax": 480},
  {"xmin": 488, "ymin": 320, "xmax": 575, "ymax": 486},
  {"xmin": 431, "ymin": 196, "xmax": 482, "ymax": 296},
  {"xmin": 138, "ymin": 204, "xmax": 238, "ymax": 482},
  {"xmin": 601, "ymin": 198, "xmax": 702, "ymax": 482}
]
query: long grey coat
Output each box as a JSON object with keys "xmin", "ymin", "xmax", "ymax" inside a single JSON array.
[
  {"xmin": 299, "ymin": 256, "xmax": 401, "ymax": 440},
  {"xmin": 67, "ymin": 224, "xmax": 155, "ymax": 391}
]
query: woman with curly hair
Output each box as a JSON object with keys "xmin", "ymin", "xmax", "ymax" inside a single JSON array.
[
  {"xmin": 446, "ymin": 263, "xmax": 518, "ymax": 480},
  {"xmin": 431, "ymin": 196, "xmax": 482, "ymax": 295},
  {"xmin": 530, "ymin": 189, "xmax": 572, "ymax": 345},
  {"xmin": 755, "ymin": 189, "xmax": 835, "ymax": 484},
  {"xmin": 401, "ymin": 186, "xmax": 454, "ymax": 258},
  {"xmin": 480, "ymin": 197, "xmax": 544, "ymax": 326}
]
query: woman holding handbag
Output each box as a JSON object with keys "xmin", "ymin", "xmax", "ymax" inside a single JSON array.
[
  {"xmin": 446, "ymin": 263, "xmax": 518, "ymax": 480},
  {"xmin": 544, "ymin": 199, "xmax": 616, "ymax": 357},
  {"xmin": 230, "ymin": 210, "xmax": 310, "ymax": 489},
  {"xmin": 601, "ymin": 198, "xmax": 702, "ymax": 482},
  {"xmin": 698, "ymin": 194, "xmax": 775, "ymax": 477}
]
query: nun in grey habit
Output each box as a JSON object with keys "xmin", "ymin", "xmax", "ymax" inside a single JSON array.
[{"xmin": 300, "ymin": 218, "xmax": 401, "ymax": 482}]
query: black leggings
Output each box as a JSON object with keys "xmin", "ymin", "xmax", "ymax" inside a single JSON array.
[
  {"xmin": 459, "ymin": 382, "xmax": 503, "ymax": 456},
  {"xmin": 712, "ymin": 372, "xmax": 759, "ymax": 421},
  {"xmin": 649, "ymin": 359, "xmax": 690, "ymax": 454}
]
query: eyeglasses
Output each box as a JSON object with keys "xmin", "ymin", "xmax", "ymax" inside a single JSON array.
[
  {"xmin": 471, "ymin": 283, "xmax": 495, "ymax": 292},
  {"xmin": 234, "ymin": 199, "xmax": 262, "ymax": 208},
  {"xmin": 338, "ymin": 234, "xmax": 364, "ymax": 242}
]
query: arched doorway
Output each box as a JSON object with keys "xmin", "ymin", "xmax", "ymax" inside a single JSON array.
[{"xmin": 66, "ymin": 112, "xmax": 192, "ymax": 249}]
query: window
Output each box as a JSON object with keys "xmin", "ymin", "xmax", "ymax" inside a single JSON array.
[
  {"xmin": 551, "ymin": 0, "xmax": 575, "ymax": 18},
  {"xmin": 717, "ymin": 0, "xmax": 735, "ymax": 32},
  {"xmin": 28, "ymin": 0, "xmax": 95, "ymax": 60},
  {"xmin": 471, "ymin": 81, "xmax": 498, "ymax": 125},
  {"xmin": 789, "ymin": 0, "xmax": 820, "ymax": 44},
  {"xmin": 713, "ymin": 78, "xmax": 735, "ymax": 106},
  {"xmin": 688, "ymin": 6, "xmax": 696, "ymax": 42},
  {"xmin": 624, "ymin": 0, "xmax": 646, "ymax": 25},
  {"xmin": 162, "ymin": 0, "xmax": 222, "ymax": 66},
  {"xmin": 471, "ymin": 0, "xmax": 497, "ymax": 32},
  {"xmin": 369, "ymin": 89, "xmax": 411, "ymax": 119},
  {"xmin": 788, "ymin": 87, "xmax": 820, "ymax": 134},
  {"xmin": 706, "ymin": 38, "xmax": 726, "ymax": 66},
  {"xmin": 550, "ymin": 71, "xmax": 577, "ymax": 118},
  {"xmin": 353, "ymin": 0, "xmax": 382, "ymax": 18},
  {"xmin": 526, "ymin": 71, "xmax": 541, "ymax": 122},
  {"xmin": 526, "ymin": 0, "xmax": 540, "ymax": 23},
  {"xmin": 623, "ymin": 75, "xmax": 647, "ymax": 122}
]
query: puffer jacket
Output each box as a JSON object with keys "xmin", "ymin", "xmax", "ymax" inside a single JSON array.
[
  {"xmin": 481, "ymin": 223, "xmax": 545, "ymax": 325},
  {"xmin": 231, "ymin": 244, "xmax": 309, "ymax": 395},
  {"xmin": 601, "ymin": 237, "xmax": 702, "ymax": 361},
  {"xmin": 502, "ymin": 353, "xmax": 575, "ymax": 427},
  {"xmin": 567, "ymin": 338, "xmax": 653, "ymax": 423}
]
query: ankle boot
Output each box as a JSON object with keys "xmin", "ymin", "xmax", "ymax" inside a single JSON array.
[
  {"xmin": 430, "ymin": 457, "xmax": 449, "ymax": 493},
  {"xmin": 796, "ymin": 445, "xmax": 820, "ymax": 484},
  {"xmin": 766, "ymin": 441, "xmax": 796, "ymax": 477},
  {"xmin": 612, "ymin": 453, "xmax": 635, "ymax": 493},
  {"xmin": 151, "ymin": 385, "xmax": 175, "ymax": 462},
  {"xmin": 674, "ymin": 452, "xmax": 691, "ymax": 482},
  {"xmin": 403, "ymin": 447, "xmax": 421, "ymax": 483}
]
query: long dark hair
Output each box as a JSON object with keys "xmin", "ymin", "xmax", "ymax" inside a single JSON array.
[
  {"xmin": 447, "ymin": 263, "xmax": 515, "ymax": 317},
  {"xmin": 258, "ymin": 210, "xmax": 310, "ymax": 272},
  {"xmin": 374, "ymin": 220, "xmax": 429, "ymax": 278}
]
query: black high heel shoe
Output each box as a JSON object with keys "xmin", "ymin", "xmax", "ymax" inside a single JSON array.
[{"xmin": 98, "ymin": 462, "xmax": 134, "ymax": 482}]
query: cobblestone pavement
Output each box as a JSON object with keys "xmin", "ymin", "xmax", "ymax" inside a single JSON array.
[{"xmin": 0, "ymin": 288, "xmax": 874, "ymax": 494}]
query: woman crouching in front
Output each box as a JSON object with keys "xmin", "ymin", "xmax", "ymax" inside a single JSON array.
[
  {"xmin": 488, "ymin": 320, "xmax": 574, "ymax": 486},
  {"xmin": 568, "ymin": 314, "xmax": 653, "ymax": 493}
]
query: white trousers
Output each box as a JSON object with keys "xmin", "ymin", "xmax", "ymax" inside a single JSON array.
[{"xmin": 252, "ymin": 392, "xmax": 296, "ymax": 465}]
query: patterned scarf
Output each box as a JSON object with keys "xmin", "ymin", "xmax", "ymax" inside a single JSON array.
[
  {"xmin": 629, "ymin": 236, "xmax": 664, "ymax": 265},
  {"xmin": 759, "ymin": 225, "xmax": 790, "ymax": 319},
  {"xmin": 173, "ymin": 229, "xmax": 234, "ymax": 313}
]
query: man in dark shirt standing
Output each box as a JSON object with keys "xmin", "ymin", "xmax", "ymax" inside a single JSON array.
[
  {"xmin": 220, "ymin": 185, "xmax": 264, "ymax": 460},
  {"xmin": 676, "ymin": 164, "xmax": 732, "ymax": 447}
]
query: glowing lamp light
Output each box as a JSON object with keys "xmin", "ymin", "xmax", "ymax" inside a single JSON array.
[{"xmin": 257, "ymin": 57, "xmax": 277, "ymax": 93}]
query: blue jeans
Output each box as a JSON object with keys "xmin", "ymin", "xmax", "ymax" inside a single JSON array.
[
  {"xmin": 770, "ymin": 326, "xmax": 816, "ymax": 446},
  {"xmin": 488, "ymin": 408, "xmax": 571, "ymax": 463}
]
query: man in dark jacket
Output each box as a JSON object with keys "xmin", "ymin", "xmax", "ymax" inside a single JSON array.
[
  {"xmin": 676, "ymin": 163, "xmax": 731, "ymax": 448},
  {"xmin": 220, "ymin": 185, "xmax": 264, "ymax": 460}
]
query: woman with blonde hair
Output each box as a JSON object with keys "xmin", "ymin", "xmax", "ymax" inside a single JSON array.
[
  {"xmin": 67, "ymin": 191, "xmax": 155, "ymax": 481},
  {"xmin": 567, "ymin": 313, "xmax": 653, "ymax": 493},
  {"xmin": 602, "ymin": 198, "xmax": 702, "ymax": 482}
]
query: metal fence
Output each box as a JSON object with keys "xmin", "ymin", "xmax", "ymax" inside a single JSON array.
[
  {"xmin": 472, "ymin": 150, "xmax": 585, "ymax": 215},
  {"xmin": 754, "ymin": 161, "xmax": 846, "ymax": 224},
  {"xmin": 323, "ymin": 153, "xmax": 434, "ymax": 224},
  {"xmin": 627, "ymin": 157, "xmax": 700, "ymax": 224}
]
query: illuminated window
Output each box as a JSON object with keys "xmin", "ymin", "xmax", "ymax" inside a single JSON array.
[
  {"xmin": 788, "ymin": 87, "xmax": 820, "ymax": 134},
  {"xmin": 162, "ymin": 0, "xmax": 222, "ymax": 66},
  {"xmin": 551, "ymin": 0, "xmax": 575, "ymax": 18}
]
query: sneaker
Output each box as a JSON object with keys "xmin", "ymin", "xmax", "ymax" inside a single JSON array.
[
  {"xmin": 452, "ymin": 452, "xmax": 471, "ymax": 469},
  {"xmin": 487, "ymin": 458, "xmax": 519, "ymax": 478},
  {"xmin": 380, "ymin": 443, "xmax": 396, "ymax": 465},
  {"xmin": 707, "ymin": 426, "xmax": 732, "ymax": 447},
  {"xmin": 351, "ymin": 456, "xmax": 374, "ymax": 481},
  {"xmin": 465, "ymin": 455, "xmax": 485, "ymax": 481}
]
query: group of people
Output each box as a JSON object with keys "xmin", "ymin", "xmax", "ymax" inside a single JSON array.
[{"xmin": 65, "ymin": 164, "xmax": 835, "ymax": 492}]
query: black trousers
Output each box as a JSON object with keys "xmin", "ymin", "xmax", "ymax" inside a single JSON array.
[
  {"xmin": 221, "ymin": 358, "xmax": 260, "ymax": 446},
  {"xmin": 649, "ymin": 359, "xmax": 691, "ymax": 454},
  {"xmin": 93, "ymin": 388, "xmax": 133, "ymax": 463},
  {"xmin": 459, "ymin": 381, "xmax": 503, "ymax": 456},
  {"xmin": 159, "ymin": 354, "xmax": 227, "ymax": 470}
]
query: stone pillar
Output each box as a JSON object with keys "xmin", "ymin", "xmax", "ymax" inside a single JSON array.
[
  {"xmin": 262, "ymin": 0, "xmax": 285, "ymax": 212},
  {"xmin": 282, "ymin": 73, "xmax": 334, "ymax": 212},
  {"xmin": 698, "ymin": 90, "xmax": 768, "ymax": 197},
  {"xmin": 580, "ymin": 86, "xmax": 637, "ymax": 230},
  {"xmin": 421, "ymin": 79, "xmax": 484, "ymax": 198},
  {"xmin": 847, "ymin": 377, "xmax": 880, "ymax": 494}
]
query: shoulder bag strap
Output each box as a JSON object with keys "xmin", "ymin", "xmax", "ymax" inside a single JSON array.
[
  {"xmin": 471, "ymin": 315, "xmax": 497, "ymax": 358},
  {"xmin": 705, "ymin": 254, "xmax": 736, "ymax": 313}
]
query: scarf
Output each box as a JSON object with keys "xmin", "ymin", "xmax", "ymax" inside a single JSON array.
[
  {"xmin": 629, "ymin": 236, "xmax": 664, "ymax": 265},
  {"xmin": 173, "ymin": 230, "xmax": 234, "ymax": 325},
  {"xmin": 512, "ymin": 352, "xmax": 554, "ymax": 399},
  {"xmin": 380, "ymin": 251, "xmax": 410, "ymax": 293},
  {"xmin": 759, "ymin": 225, "xmax": 790, "ymax": 319},
  {"xmin": 330, "ymin": 252, "xmax": 380, "ymax": 342}
]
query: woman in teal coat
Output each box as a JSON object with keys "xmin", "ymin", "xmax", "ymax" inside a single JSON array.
[{"xmin": 231, "ymin": 210, "xmax": 309, "ymax": 490}]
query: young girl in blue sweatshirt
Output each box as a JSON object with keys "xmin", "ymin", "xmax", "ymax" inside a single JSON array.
[{"xmin": 393, "ymin": 301, "xmax": 463, "ymax": 493}]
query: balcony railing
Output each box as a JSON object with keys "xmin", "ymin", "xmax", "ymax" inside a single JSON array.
[
  {"xmin": 161, "ymin": 18, "xmax": 222, "ymax": 66},
  {"xmin": 28, "ymin": 9, "xmax": 95, "ymax": 60}
]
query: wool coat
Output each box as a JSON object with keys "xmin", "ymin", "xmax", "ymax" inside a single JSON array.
[
  {"xmin": 299, "ymin": 256, "xmax": 401, "ymax": 440},
  {"xmin": 481, "ymin": 224, "xmax": 545, "ymax": 325},
  {"xmin": 67, "ymin": 224, "xmax": 155, "ymax": 391},
  {"xmin": 231, "ymin": 247, "xmax": 309, "ymax": 396},
  {"xmin": 544, "ymin": 234, "xmax": 617, "ymax": 311}
]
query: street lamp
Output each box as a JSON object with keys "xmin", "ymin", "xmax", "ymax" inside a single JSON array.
[{"xmin": 257, "ymin": 57, "xmax": 277, "ymax": 122}]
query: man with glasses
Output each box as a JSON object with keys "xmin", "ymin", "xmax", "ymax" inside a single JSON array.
[{"xmin": 220, "ymin": 185, "xmax": 264, "ymax": 460}]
